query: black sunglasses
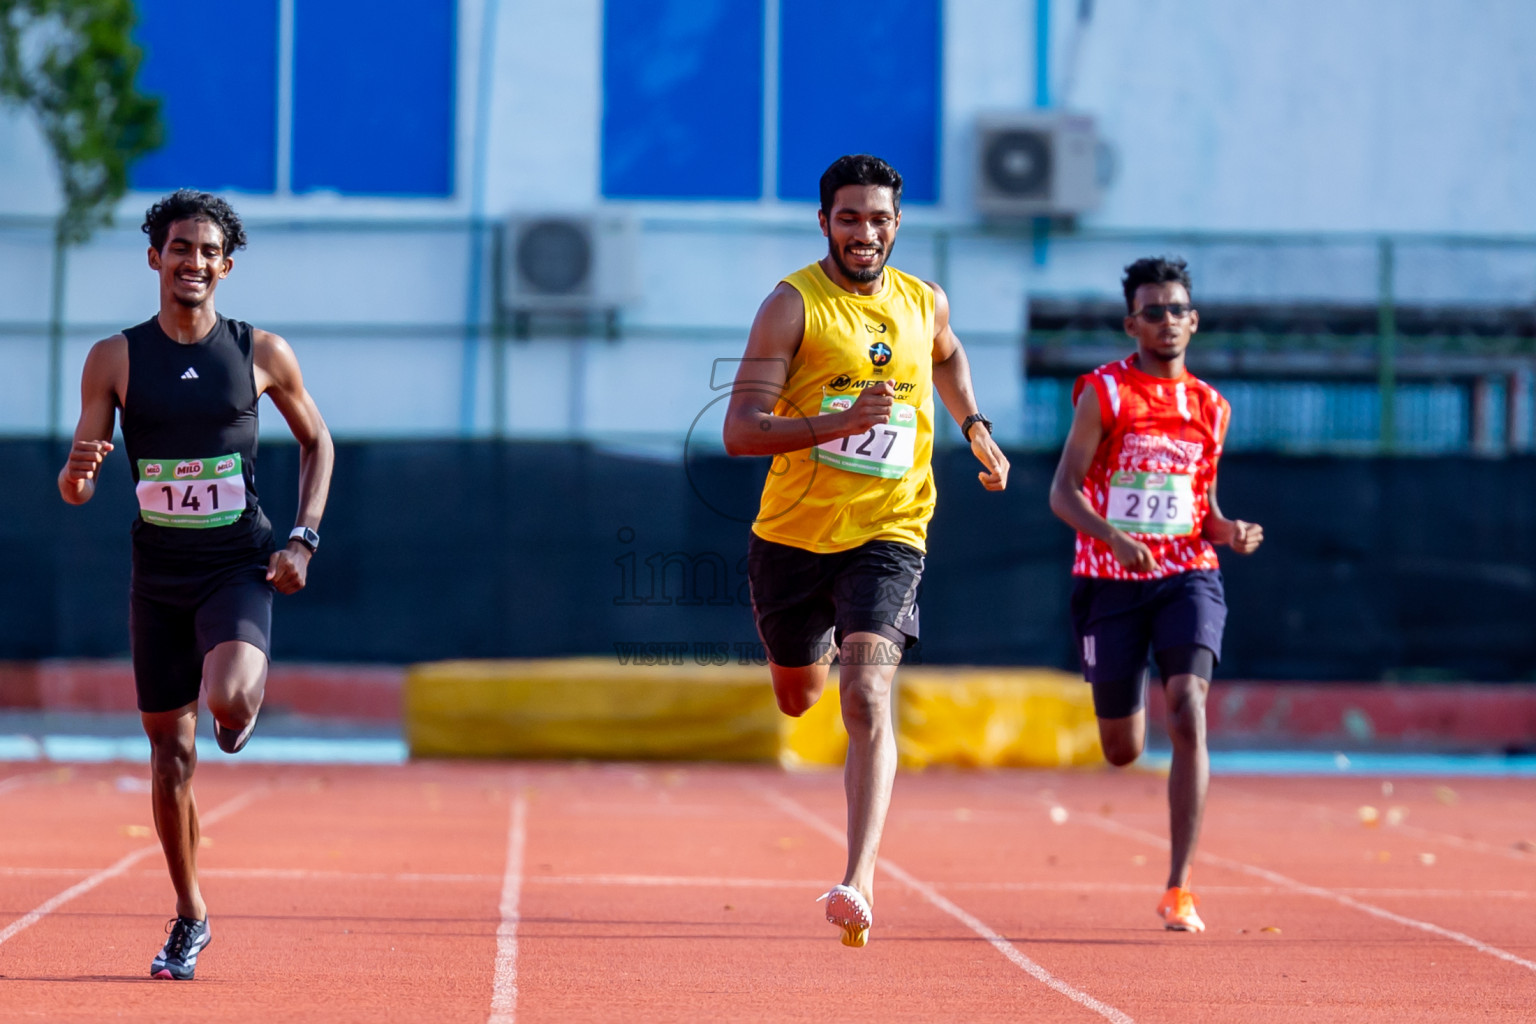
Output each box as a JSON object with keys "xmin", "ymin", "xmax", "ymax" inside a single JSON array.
[{"xmin": 1134, "ymin": 303, "xmax": 1194, "ymax": 323}]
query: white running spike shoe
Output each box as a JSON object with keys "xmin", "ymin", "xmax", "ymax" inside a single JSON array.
[{"xmin": 817, "ymin": 884, "xmax": 872, "ymax": 947}]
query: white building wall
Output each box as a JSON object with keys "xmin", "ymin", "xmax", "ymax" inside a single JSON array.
[
  {"xmin": 1076, "ymin": 0, "xmax": 1536, "ymax": 235},
  {"xmin": 2, "ymin": 0, "xmax": 1534, "ymax": 440}
]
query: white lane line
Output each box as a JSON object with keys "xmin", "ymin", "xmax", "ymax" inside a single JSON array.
[
  {"xmin": 0, "ymin": 788, "xmax": 263, "ymax": 949},
  {"xmin": 1390, "ymin": 823, "xmax": 1536, "ymax": 863},
  {"xmin": 933, "ymin": 880, "xmax": 1536, "ymax": 900},
  {"xmin": 1329, "ymin": 887, "xmax": 1535, "ymax": 901},
  {"xmin": 1073, "ymin": 811, "xmax": 1536, "ymax": 975},
  {"xmin": 525, "ymin": 876, "xmax": 1535, "ymax": 901},
  {"xmin": 762, "ymin": 788, "xmax": 1136, "ymax": 1024},
  {"xmin": 205, "ymin": 868, "xmax": 503, "ymax": 884},
  {"xmin": 0, "ymin": 773, "xmax": 39, "ymax": 796},
  {"xmin": 532, "ymin": 873, "xmax": 810, "ymax": 889},
  {"xmin": 0, "ymin": 863, "xmax": 1526, "ymax": 904},
  {"xmin": 559, "ymin": 801, "xmax": 767, "ymax": 818},
  {"xmin": 0, "ymin": 868, "xmax": 90, "ymax": 878},
  {"xmin": 0, "ymin": 767, "xmax": 70, "ymax": 796},
  {"xmin": 1220, "ymin": 785, "xmax": 1536, "ymax": 865},
  {"xmin": 488, "ymin": 790, "xmax": 528, "ymax": 1024}
]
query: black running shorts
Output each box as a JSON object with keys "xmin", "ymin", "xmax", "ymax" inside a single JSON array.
[
  {"xmin": 130, "ymin": 553, "xmax": 274, "ymax": 714},
  {"xmin": 746, "ymin": 535, "xmax": 923, "ymax": 668},
  {"xmin": 1069, "ymin": 569, "xmax": 1227, "ymax": 720}
]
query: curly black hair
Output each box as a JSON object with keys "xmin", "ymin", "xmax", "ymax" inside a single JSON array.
[
  {"xmin": 142, "ymin": 190, "xmax": 248, "ymax": 254},
  {"xmin": 1121, "ymin": 256, "xmax": 1192, "ymax": 312},
  {"xmin": 819, "ymin": 154, "xmax": 903, "ymax": 218}
]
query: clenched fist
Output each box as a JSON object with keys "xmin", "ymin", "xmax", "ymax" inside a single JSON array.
[
  {"xmin": 59, "ymin": 440, "xmax": 113, "ymax": 503},
  {"xmin": 1206, "ymin": 516, "xmax": 1264, "ymax": 554},
  {"xmin": 267, "ymin": 544, "xmax": 311, "ymax": 595},
  {"xmin": 843, "ymin": 380, "xmax": 895, "ymax": 434}
]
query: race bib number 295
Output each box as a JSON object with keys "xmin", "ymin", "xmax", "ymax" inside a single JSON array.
[
  {"xmin": 1106, "ymin": 471, "xmax": 1196, "ymax": 536},
  {"xmin": 135, "ymin": 454, "xmax": 246, "ymax": 528}
]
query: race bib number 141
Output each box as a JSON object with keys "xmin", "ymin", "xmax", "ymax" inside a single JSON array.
[
  {"xmin": 136, "ymin": 454, "xmax": 246, "ymax": 528},
  {"xmin": 1106, "ymin": 471, "xmax": 1196, "ymax": 536}
]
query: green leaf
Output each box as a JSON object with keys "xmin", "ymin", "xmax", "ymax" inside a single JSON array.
[{"xmin": 0, "ymin": 0, "xmax": 163, "ymax": 244}]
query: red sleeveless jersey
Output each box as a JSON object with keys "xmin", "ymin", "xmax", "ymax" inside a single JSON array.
[{"xmin": 1071, "ymin": 356, "xmax": 1230, "ymax": 580}]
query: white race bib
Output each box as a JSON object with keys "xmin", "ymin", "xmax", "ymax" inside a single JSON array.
[
  {"xmin": 135, "ymin": 454, "xmax": 246, "ymax": 529},
  {"xmin": 811, "ymin": 396, "xmax": 917, "ymax": 479},
  {"xmin": 1106, "ymin": 471, "xmax": 1195, "ymax": 536}
]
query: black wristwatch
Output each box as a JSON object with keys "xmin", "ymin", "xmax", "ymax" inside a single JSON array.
[
  {"xmin": 961, "ymin": 413, "xmax": 993, "ymax": 441},
  {"xmin": 288, "ymin": 526, "xmax": 320, "ymax": 553}
]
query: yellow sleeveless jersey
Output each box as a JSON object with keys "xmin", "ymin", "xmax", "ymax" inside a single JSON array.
[{"xmin": 751, "ymin": 261, "xmax": 937, "ymax": 554}]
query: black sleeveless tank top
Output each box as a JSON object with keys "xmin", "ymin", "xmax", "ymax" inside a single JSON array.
[{"xmin": 121, "ymin": 315, "xmax": 274, "ymax": 562}]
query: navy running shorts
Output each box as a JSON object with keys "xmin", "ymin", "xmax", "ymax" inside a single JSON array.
[{"xmin": 1069, "ymin": 569, "xmax": 1227, "ymax": 719}]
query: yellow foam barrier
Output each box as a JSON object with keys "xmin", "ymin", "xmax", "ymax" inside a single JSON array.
[
  {"xmin": 406, "ymin": 659, "xmax": 1103, "ymax": 768},
  {"xmin": 780, "ymin": 680, "xmax": 847, "ymax": 769},
  {"xmin": 406, "ymin": 658, "xmax": 780, "ymax": 761},
  {"xmin": 896, "ymin": 667, "xmax": 1104, "ymax": 769}
]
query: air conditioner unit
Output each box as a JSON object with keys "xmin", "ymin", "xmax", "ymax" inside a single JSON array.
[
  {"xmin": 974, "ymin": 112, "xmax": 1104, "ymax": 218},
  {"xmin": 498, "ymin": 213, "xmax": 638, "ymax": 314}
]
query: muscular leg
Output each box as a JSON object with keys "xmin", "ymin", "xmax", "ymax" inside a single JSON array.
[
  {"xmin": 1163, "ymin": 672, "xmax": 1210, "ymax": 889},
  {"xmin": 204, "ymin": 640, "xmax": 267, "ymax": 753},
  {"xmin": 1097, "ymin": 709, "xmax": 1147, "ymax": 768},
  {"xmin": 767, "ymin": 640, "xmax": 836, "ymax": 718},
  {"xmin": 142, "ymin": 703, "xmax": 205, "ymax": 921},
  {"xmin": 837, "ymin": 631, "xmax": 901, "ymax": 905}
]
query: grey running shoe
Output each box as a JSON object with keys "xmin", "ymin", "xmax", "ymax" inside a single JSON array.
[{"xmin": 150, "ymin": 915, "xmax": 211, "ymax": 979}]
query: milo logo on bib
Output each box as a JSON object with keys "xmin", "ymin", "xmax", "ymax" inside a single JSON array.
[
  {"xmin": 135, "ymin": 453, "xmax": 246, "ymax": 529},
  {"xmin": 1107, "ymin": 470, "xmax": 1196, "ymax": 536}
]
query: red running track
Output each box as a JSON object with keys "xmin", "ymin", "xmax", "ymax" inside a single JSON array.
[{"xmin": 0, "ymin": 761, "xmax": 1532, "ymax": 1022}]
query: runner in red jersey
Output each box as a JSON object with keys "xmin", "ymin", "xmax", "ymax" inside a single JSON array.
[
  {"xmin": 1049, "ymin": 256, "xmax": 1263, "ymax": 933},
  {"xmin": 1070, "ymin": 357, "xmax": 1227, "ymax": 581}
]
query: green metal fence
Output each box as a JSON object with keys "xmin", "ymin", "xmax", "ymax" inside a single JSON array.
[{"xmin": 2, "ymin": 214, "xmax": 1533, "ymax": 452}]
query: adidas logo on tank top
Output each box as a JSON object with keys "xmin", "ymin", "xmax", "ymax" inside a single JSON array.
[{"xmin": 180, "ymin": 367, "xmax": 199, "ymax": 380}]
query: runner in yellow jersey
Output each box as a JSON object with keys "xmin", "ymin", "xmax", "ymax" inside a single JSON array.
[{"xmin": 724, "ymin": 155, "xmax": 1009, "ymax": 947}]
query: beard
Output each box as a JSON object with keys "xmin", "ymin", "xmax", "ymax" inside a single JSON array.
[{"xmin": 828, "ymin": 238, "xmax": 891, "ymax": 284}]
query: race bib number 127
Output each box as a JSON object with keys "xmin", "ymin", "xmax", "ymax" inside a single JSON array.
[
  {"xmin": 135, "ymin": 454, "xmax": 246, "ymax": 528},
  {"xmin": 812, "ymin": 395, "xmax": 917, "ymax": 479},
  {"xmin": 1106, "ymin": 471, "xmax": 1196, "ymax": 536}
]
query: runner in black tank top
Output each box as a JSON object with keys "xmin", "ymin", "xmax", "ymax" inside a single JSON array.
[
  {"xmin": 122, "ymin": 313, "xmax": 273, "ymax": 565},
  {"xmin": 58, "ymin": 191, "xmax": 335, "ymax": 981}
]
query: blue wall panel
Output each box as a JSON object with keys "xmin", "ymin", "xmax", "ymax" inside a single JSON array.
[
  {"xmin": 131, "ymin": 1, "xmax": 280, "ymax": 193},
  {"xmin": 776, "ymin": 0, "xmax": 941, "ymax": 203},
  {"xmin": 602, "ymin": 0, "xmax": 764, "ymax": 199},
  {"xmin": 292, "ymin": 0, "xmax": 456, "ymax": 196}
]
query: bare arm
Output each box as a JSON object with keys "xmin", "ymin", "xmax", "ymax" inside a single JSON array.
[
  {"xmin": 255, "ymin": 330, "xmax": 334, "ymax": 593},
  {"xmin": 57, "ymin": 336, "xmax": 127, "ymax": 505},
  {"xmin": 928, "ymin": 282, "xmax": 1008, "ymax": 491},
  {"xmin": 1048, "ymin": 386, "xmax": 1157, "ymax": 573},
  {"xmin": 721, "ymin": 283, "xmax": 891, "ymax": 456}
]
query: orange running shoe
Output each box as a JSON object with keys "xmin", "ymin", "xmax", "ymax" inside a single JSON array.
[{"xmin": 1156, "ymin": 886, "xmax": 1205, "ymax": 933}]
